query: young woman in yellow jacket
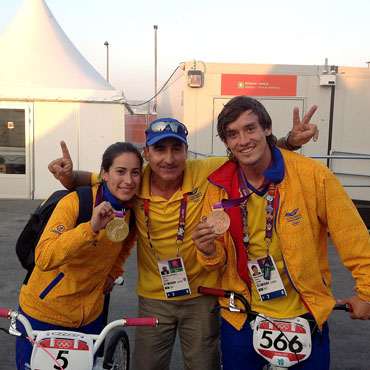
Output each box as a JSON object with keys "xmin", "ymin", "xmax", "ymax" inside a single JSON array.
[{"xmin": 16, "ymin": 142, "xmax": 142, "ymax": 370}]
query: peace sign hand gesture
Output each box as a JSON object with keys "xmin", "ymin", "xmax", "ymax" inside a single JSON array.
[{"xmin": 288, "ymin": 105, "xmax": 319, "ymax": 148}]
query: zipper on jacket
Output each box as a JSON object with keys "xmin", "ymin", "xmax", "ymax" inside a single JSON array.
[{"xmin": 275, "ymin": 192, "xmax": 313, "ymax": 315}]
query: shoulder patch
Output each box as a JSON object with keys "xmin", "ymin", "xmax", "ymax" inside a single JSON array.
[{"xmin": 51, "ymin": 224, "xmax": 66, "ymax": 235}]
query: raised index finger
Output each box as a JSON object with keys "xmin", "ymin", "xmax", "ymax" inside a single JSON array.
[{"xmin": 60, "ymin": 140, "xmax": 72, "ymax": 161}]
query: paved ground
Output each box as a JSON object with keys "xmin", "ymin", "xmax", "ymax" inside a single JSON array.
[{"xmin": 0, "ymin": 199, "xmax": 369, "ymax": 370}]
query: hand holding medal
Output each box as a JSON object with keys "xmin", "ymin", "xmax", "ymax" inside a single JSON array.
[
  {"xmin": 90, "ymin": 202, "xmax": 129, "ymax": 242},
  {"xmin": 193, "ymin": 203, "xmax": 231, "ymax": 256}
]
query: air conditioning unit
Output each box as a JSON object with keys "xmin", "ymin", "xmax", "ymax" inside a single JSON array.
[{"xmin": 319, "ymin": 74, "xmax": 336, "ymax": 86}]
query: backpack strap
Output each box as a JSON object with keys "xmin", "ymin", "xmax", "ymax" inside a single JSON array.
[{"xmin": 75, "ymin": 186, "xmax": 94, "ymax": 225}]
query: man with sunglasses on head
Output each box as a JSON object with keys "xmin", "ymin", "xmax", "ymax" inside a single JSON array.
[{"xmin": 48, "ymin": 109, "xmax": 318, "ymax": 370}]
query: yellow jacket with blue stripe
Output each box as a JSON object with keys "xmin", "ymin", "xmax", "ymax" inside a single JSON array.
[
  {"xmin": 19, "ymin": 185, "xmax": 136, "ymax": 327},
  {"xmin": 198, "ymin": 148, "xmax": 370, "ymax": 330}
]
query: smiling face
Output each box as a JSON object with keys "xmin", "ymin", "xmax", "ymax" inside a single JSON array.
[
  {"xmin": 102, "ymin": 152, "xmax": 141, "ymax": 203},
  {"xmin": 225, "ymin": 109, "xmax": 272, "ymax": 174},
  {"xmin": 143, "ymin": 137, "xmax": 188, "ymax": 184}
]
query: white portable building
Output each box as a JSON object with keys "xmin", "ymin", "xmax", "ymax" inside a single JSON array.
[
  {"xmin": 0, "ymin": 0, "xmax": 128, "ymax": 199},
  {"xmin": 157, "ymin": 60, "xmax": 370, "ymax": 203}
]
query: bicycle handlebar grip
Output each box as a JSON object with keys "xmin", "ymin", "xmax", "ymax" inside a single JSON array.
[
  {"xmin": 198, "ymin": 286, "xmax": 226, "ymax": 297},
  {"xmin": 0, "ymin": 309, "xmax": 10, "ymax": 318},
  {"xmin": 125, "ymin": 318, "xmax": 158, "ymax": 327},
  {"xmin": 334, "ymin": 303, "xmax": 353, "ymax": 312}
]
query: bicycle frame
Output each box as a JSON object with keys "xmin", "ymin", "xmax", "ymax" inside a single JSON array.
[{"xmin": 0, "ymin": 308, "xmax": 158, "ymax": 370}]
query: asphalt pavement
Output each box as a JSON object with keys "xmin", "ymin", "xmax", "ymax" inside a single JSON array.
[{"xmin": 0, "ymin": 199, "xmax": 369, "ymax": 370}]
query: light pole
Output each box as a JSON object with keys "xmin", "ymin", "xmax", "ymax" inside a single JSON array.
[
  {"xmin": 154, "ymin": 25, "xmax": 158, "ymax": 111},
  {"xmin": 104, "ymin": 41, "xmax": 109, "ymax": 82}
]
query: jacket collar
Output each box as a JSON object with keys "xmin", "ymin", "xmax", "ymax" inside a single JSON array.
[{"xmin": 208, "ymin": 146, "xmax": 285, "ymax": 191}]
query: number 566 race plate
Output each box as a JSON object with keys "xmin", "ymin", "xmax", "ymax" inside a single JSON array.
[{"xmin": 252, "ymin": 315, "xmax": 312, "ymax": 368}]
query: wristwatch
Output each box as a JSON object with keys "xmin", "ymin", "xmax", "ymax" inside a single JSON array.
[{"xmin": 285, "ymin": 131, "xmax": 302, "ymax": 151}]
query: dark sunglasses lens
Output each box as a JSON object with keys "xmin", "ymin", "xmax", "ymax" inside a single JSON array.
[
  {"xmin": 169, "ymin": 123, "xmax": 188, "ymax": 134},
  {"xmin": 149, "ymin": 121, "xmax": 168, "ymax": 132},
  {"xmin": 149, "ymin": 121, "xmax": 188, "ymax": 135}
]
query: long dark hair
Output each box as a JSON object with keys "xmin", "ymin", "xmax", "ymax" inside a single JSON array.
[{"xmin": 101, "ymin": 142, "xmax": 143, "ymax": 172}]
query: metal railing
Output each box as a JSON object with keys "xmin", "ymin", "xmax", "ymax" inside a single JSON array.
[
  {"xmin": 188, "ymin": 151, "xmax": 370, "ymax": 188},
  {"xmin": 310, "ymin": 153, "xmax": 370, "ymax": 188}
]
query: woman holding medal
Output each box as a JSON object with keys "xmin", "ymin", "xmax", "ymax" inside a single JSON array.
[{"xmin": 15, "ymin": 142, "xmax": 142, "ymax": 370}]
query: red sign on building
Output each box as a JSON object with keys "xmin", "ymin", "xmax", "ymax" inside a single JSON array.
[{"xmin": 221, "ymin": 74, "xmax": 297, "ymax": 96}]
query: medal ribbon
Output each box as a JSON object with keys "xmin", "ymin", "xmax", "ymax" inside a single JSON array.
[
  {"xmin": 215, "ymin": 166, "xmax": 278, "ymax": 262},
  {"xmin": 144, "ymin": 193, "xmax": 189, "ymax": 260},
  {"xmin": 213, "ymin": 166, "xmax": 263, "ymax": 211},
  {"xmin": 115, "ymin": 210, "xmax": 126, "ymax": 218},
  {"xmin": 95, "ymin": 183, "xmax": 104, "ymax": 206}
]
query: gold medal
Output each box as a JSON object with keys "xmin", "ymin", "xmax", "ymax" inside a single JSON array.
[
  {"xmin": 206, "ymin": 209, "xmax": 230, "ymax": 234},
  {"xmin": 106, "ymin": 218, "xmax": 129, "ymax": 242}
]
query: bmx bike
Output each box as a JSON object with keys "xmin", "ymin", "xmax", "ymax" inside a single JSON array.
[{"xmin": 0, "ymin": 307, "xmax": 157, "ymax": 370}]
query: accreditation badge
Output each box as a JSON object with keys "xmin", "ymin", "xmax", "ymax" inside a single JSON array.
[
  {"xmin": 248, "ymin": 256, "xmax": 287, "ymax": 301},
  {"xmin": 158, "ymin": 257, "xmax": 191, "ymax": 298}
]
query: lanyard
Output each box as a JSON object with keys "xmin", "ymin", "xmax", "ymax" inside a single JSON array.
[
  {"xmin": 264, "ymin": 182, "xmax": 277, "ymax": 257},
  {"xmin": 237, "ymin": 167, "xmax": 277, "ymax": 259},
  {"xmin": 143, "ymin": 193, "xmax": 189, "ymax": 260},
  {"xmin": 95, "ymin": 183, "xmax": 104, "ymax": 206}
]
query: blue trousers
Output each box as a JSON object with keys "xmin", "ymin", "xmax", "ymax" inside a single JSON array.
[
  {"xmin": 221, "ymin": 315, "xmax": 330, "ymax": 370},
  {"xmin": 15, "ymin": 306, "xmax": 103, "ymax": 370}
]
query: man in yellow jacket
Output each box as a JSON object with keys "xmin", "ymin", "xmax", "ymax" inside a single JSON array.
[{"xmin": 193, "ymin": 95, "xmax": 370, "ymax": 370}]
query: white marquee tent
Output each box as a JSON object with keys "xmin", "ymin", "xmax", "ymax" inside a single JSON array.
[{"xmin": 0, "ymin": 0, "xmax": 128, "ymax": 198}]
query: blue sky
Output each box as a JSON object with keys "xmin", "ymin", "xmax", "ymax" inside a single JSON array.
[{"xmin": 1, "ymin": 0, "xmax": 369, "ymax": 100}]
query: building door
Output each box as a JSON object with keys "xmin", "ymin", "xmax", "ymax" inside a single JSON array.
[
  {"xmin": 212, "ymin": 97, "xmax": 305, "ymax": 156},
  {"xmin": 0, "ymin": 103, "xmax": 33, "ymax": 198}
]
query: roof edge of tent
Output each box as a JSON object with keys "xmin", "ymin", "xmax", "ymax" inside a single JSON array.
[{"xmin": 0, "ymin": 87, "xmax": 127, "ymax": 104}]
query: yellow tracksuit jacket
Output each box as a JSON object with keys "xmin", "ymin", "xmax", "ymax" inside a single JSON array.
[
  {"xmin": 19, "ymin": 185, "xmax": 136, "ymax": 327},
  {"xmin": 198, "ymin": 148, "xmax": 370, "ymax": 330}
]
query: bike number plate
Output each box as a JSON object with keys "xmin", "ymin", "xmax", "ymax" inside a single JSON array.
[
  {"xmin": 31, "ymin": 330, "xmax": 94, "ymax": 370},
  {"xmin": 252, "ymin": 315, "xmax": 312, "ymax": 368}
]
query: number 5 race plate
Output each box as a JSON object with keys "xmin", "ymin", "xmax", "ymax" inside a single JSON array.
[
  {"xmin": 31, "ymin": 330, "xmax": 94, "ymax": 370},
  {"xmin": 252, "ymin": 315, "xmax": 312, "ymax": 368}
]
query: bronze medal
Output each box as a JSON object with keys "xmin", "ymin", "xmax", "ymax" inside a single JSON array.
[
  {"xmin": 206, "ymin": 209, "xmax": 230, "ymax": 234},
  {"xmin": 106, "ymin": 218, "xmax": 129, "ymax": 242}
]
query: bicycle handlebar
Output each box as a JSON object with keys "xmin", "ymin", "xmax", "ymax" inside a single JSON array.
[
  {"xmin": 198, "ymin": 286, "xmax": 253, "ymax": 314},
  {"xmin": 333, "ymin": 303, "xmax": 352, "ymax": 312},
  {"xmin": 198, "ymin": 286, "xmax": 228, "ymax": 298},
  {"xmin": 0, "ymin": 309, "xmax": 10, "ymax": 318},
  {"xmin": 124, "ymin": 318, "xmax": 158, "ymax": 327},
  {"xmin": 198, "ymin": 286, "xmax": 353, "ymax": 314}
]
